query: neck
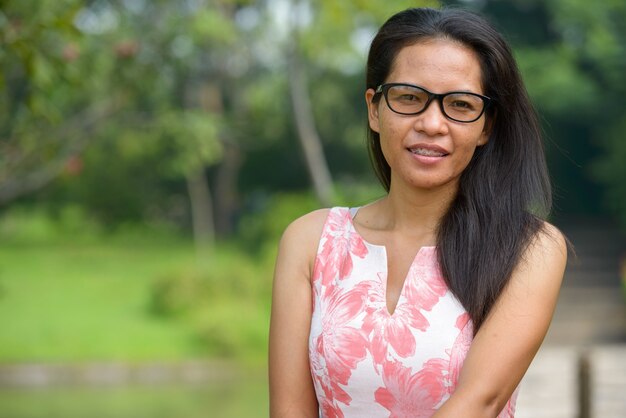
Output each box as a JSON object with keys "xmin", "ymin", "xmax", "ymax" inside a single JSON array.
[{"xmin": 377, "ymin": 179, "xmax": 458, "ymax": 240}]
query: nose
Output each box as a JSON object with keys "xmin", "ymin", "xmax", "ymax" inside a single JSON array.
[{"xmin": 414, "ymin": 98, "xmax": 449, "ymax": 136}]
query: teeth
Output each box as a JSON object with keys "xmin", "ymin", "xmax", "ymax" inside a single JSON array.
[{"xmin": 410, "ymin": 148, "xmax": 445, "ymax": 157}]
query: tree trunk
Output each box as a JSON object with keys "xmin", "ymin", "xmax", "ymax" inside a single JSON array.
[
  {"xmin": 214, "ymin": 141, "xmax": 242, "ymax": 238},
  {"xmin": 287, "ymin": 2, "xmax": 334, "ymax": 207},
  {"xmin": 184, "ymin": 81, "xmax": 224, "ymax": 254},
  {"xmin": 186, "ymin": 168, "xmax": 214, "ymax": 258}
]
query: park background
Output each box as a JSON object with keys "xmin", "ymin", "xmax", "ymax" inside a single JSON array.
[{"xmin": 1, "ymin": 0, "xmax": 625, "ymax": 417}]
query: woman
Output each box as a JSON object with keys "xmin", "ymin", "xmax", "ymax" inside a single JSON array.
[{"xmin": 269, "ymin": 7, "xmax": 567, "ymax": 418}]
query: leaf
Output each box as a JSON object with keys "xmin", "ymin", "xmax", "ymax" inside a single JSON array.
[{"xmin": 190, "ymin": 9, "xmax": 238, "ymax": 45}]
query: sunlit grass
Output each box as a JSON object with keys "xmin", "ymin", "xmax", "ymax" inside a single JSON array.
[
  {"xmin": 0, "ymin": 208, "xmax": 272, "ymax": 364},
  {"xmin": 0, "ymin": 238, "xmax": 193, "ymax": 362}
]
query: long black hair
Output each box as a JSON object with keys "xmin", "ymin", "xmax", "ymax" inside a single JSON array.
[{"xmin": 366, "ymin": 8, "xmax": 551, "ymax": 331}]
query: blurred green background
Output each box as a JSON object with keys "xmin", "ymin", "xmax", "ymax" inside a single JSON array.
[{"xmin": 1, "ymin": 0, "xmax": 625, "ymax": 417}]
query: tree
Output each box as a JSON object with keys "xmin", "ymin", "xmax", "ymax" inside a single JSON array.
[
  {"xmin": 0, "ymin": 0, "xmax": 122, "ymax": 205},
  {"xmin": 3, "ymin": 0, "xmax": 448, "ymax": 241},
  {"xmin": 1, "ymin": 0, "xmax": 237, "ymax": 252},
  {"xmin": 287, "ymin": 1, "xmax": 335, "ymax": 206}
]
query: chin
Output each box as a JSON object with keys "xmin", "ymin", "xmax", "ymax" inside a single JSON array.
[{"xmin": 407, "ymin": 177, "xmax": 459, "ymax": 192}]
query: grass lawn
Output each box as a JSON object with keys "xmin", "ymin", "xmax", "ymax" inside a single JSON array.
[{"xmin": 0, "ymin": 211, "xmax": 272, "ymax": 364}]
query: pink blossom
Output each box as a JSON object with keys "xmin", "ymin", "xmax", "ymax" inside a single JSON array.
[
  {"xmin": 310, "ymin": 281, "xmax": 371, "ymax": 408},
  {"xmin": 375, "ymin": 359, "xmax": 448, "ymax": 417},
  {"xmin": 362, "ymin": 274, "xmax": 423, "ymax": 364},
  {"xmin": 403, "ymin": 248, "xmax": 449, "ymax": 313},
  {"xmin": 445, "ymin": 313, "xmax": 473, "ymax": 390},
  {"xmin": 318, "ymin": 209, "xmax": 368, "ymax": 286},
  {"xmin": 363, "ymin": 254, "xmax": 447, "ymax": 366}
]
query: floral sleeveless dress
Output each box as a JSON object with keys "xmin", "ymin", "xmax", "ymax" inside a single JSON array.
[{"xmin": 309, "ymin": 207, "xmax": 517, "ymax": 418}]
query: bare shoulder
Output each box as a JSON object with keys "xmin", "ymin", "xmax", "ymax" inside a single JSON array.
[
  {"xmin": 280, "ymin": 208, "xmax": 331, "ymax": 250},
  {"xmin": 510, "ymin": 220, "xmax": 568, "ymax": 292},
  {"xmin": 524, "ymin": 221, "xmax": 568, "ymax": 269},
  {"xmin": 277, "ymin": 208, "xmax": 332, "ymax": 276}
]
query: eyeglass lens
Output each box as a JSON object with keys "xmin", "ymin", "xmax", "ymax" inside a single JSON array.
[{"xmin": 385, "ymin": 84, "xmax": 485, "ymax": 122}]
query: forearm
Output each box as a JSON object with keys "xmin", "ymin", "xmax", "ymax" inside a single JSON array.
[
  {"xmin": 433, "ymin": 226, "xmax": 566, "ymax": 417},
  {"xmin": 433, "ymin": 390, "xmax": 502, "ymax": 418}
]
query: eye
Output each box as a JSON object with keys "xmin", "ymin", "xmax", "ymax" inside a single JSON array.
[
  {"xmin": 388, "ymin": 85, "xmax": 427, "ymax": 103},
  {"xmin": 398, "ymin": 94, "xmax": 420, "ymax": 102},
  {"xmin": 449, "ymin": 100, "xmax": 475, "ymax": 110},
  {"xmin": 391, "ymin": 90, "xmax": 427, "ymax": 105},
  {"xmin": 445, "ymin": 93, "xmax": 483, "ymax": 113}
]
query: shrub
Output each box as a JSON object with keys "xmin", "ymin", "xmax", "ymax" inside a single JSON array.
[{"xmin": 147, "ymin": 246, "xmax": 273, "ymax": 361}]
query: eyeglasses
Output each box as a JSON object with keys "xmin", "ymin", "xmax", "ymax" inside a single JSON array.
[{"xmin": 374, "ymin": 83, "xmax": 492, "ymax": 123}]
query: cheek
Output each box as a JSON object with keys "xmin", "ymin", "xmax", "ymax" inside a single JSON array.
[
  {"xmin": 379, "ymin": 135, "xmax": 392, "ymax": 165},
  {"xmin": 378, "ymin": 122, "xmax": 403, "ymax": 163},
  {"xmin": 455, "ymin": 139, "xmax": 483, "ymax": 170},
  {"xmin": 455, "ymin": 124, "xmax": 488, "ymax": 150}
]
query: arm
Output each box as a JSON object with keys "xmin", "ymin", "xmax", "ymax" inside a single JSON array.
[
  {"xmin": 433, "ymin": 223, "xmax": 568, "ymax": 418},
  {"xmin": 269, "ymin": 209, "xmax": 329, "ymax": 418}
]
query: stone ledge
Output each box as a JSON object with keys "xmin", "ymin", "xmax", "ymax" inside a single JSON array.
[{"xmin": 0, "ymin": 360, "xmax": 238, "ymax": 387}]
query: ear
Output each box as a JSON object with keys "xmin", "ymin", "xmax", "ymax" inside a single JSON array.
[
  {"xmin": 365, "ymin": 88, "xmax": 380, "ymax": 133},
  {"xmin": 478, "ymin": 113, "xmax": 495, "ymax": 146},
  {"xmin": 477, "ymin": 130, "xmax": 489, "ymax": 146}
]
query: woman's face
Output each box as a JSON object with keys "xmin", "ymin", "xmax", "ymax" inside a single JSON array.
[{"xmin": 366, "ymin": 38, "xmax": 489, "ymax": 193}]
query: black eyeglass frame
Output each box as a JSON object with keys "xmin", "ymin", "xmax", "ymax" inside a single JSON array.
[{"xmin": 374, "ymin": 83, "xmax": 493, "ymax": 123}]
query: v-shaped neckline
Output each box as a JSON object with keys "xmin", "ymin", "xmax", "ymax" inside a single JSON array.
[{"xmin": 347, "ymin": 207, "xmax": 436, "ymax": 316}]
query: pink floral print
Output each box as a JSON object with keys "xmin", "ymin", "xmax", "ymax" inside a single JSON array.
[
  {"xmin": 317, "ymin": 208, "xmax": 368, "ymax": 287},
  {"xmin": 309, "ymin": 207, "xmax": 518, "ymax": 417},
  {"xmin": 362, "ymin": 254, "xmax": 448, "ymax": 366},
  {"xmin": 312, "ymin": 281, "xmax": 371, "ymax": 403},
  {"xmin": 374, "ymin": 359, "xmax": 448, "ymax": 418},
  {"xmin": 441, "ymin": 312, "xmax": 473, "ymax": 392}
]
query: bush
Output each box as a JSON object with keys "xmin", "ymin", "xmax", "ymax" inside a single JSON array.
[
  {"xmin": 237, "ymin": 191, "xmax": 319, "ymax": 255},
  {"xmin": 147, "ymin": 246, "xmax": 273, "ymax": 362},
  {"xmin": 237, "ymin": 184, "xmax": 383, "ymax": 255}
]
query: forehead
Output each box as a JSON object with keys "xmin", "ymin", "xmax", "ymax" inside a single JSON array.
[{"xmin": 388, "ymin": 38, "xmax": 484, "ymax": 93}]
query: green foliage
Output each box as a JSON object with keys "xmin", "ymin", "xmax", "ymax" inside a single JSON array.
[
  {"xmin": 0, "ymin": 0, "xmax": 94, "ymax": 196},
  {"xmin": 236, "ymin": 184, "xmax": 383, "ymax": 258},
  {"xmin": 153, "ymin": 110, "xmax": 223, "ymax": 176},
  {"xmin": 46, "ymin": 135, "xmax": 187, "ymax": 226},
  {"xmin": 3, "ymin": 0, "xmax": 625, "ymax": 235},
  {"xmin": 147, "ymin": 247, "xmax": 272, "ymax": 362},
  {"xmin": 238, "ymin": 191, "xmax": 320, "ymax": 254},
  {"xmin": 191, "ymin": 9, "xmax": 238, "ymax": 44},
  {"xmin": 238, "ymin": 72, "xmax": 291, "ymax": 146},
  {"xmin": 516, "ymin": 47, "xmax": 599, "ymax": 116},
  {"xmin": 299, "ymin": 0, "xmax": 439, "ymax": 67},
  {"xmin": 150, "ymin": 273, "xmax": 204, "ymax": 318},
  {"xmin": 591, "ymin": 117, "xmax": 626, "ymax": 230},
  {"xmin": 0, "ymin": 204, "xmax": 102, "ymax": 243}
]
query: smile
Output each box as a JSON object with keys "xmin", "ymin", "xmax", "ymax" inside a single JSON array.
[{"xmin": 408, "ymin": 147, "xmax": 448, "ymax": 157}]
